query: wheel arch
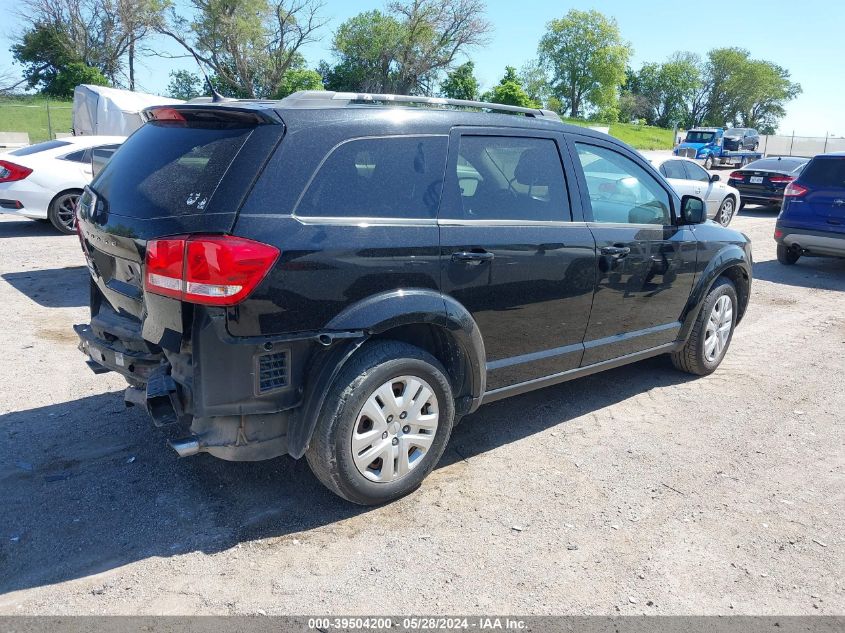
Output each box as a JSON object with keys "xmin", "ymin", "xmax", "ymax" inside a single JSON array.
[{"xmin": 287, "ymin": 289, "xmax": 486, "ymax": 459}]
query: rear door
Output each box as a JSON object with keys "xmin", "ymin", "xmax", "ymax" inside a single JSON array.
[
  {"xmin": 567, "ymin": 136, "xmax": 697, "ymax": 365},
  {"xmin": 439, "ymin": 128, "xmax": 596, "ymax": 391},
  {"xmin": 797, "ymin": 156, "xmax": 845, "ymax": 233}
]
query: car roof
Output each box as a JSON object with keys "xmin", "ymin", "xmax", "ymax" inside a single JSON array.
[
  {"xmin": 60, "ymin": 135, "xmax": 127, "ymax": 146},
  {"xmin": 649, "ymin": 155, "xmax": 701, "ymax": 167}
]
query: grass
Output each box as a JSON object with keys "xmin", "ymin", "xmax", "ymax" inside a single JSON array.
[
  {"xmin": 0, "ymin": 96, "xmax": 73, "ymax": 144},
  {"xmin": 561, "ymin": 116, "xmax": 675, "ymax": 150}
]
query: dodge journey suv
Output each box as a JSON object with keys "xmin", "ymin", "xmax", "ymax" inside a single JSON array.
[{"xmin": 75, "ymin": 91, "xmax": 752, "ymax": 505}]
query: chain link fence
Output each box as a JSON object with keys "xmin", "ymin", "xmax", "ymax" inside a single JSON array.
[{"xmin": 0, "ymin": 100, "xmax": 74, "ymax": 145}]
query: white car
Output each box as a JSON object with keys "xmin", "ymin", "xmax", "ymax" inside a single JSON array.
[
  {"xmin": 651, "ymin": 156, "xmax": 741, "ymax": 226},
  {"xmin": 0, "ymin": 135, "xmax": 124, "ymax": 234}
]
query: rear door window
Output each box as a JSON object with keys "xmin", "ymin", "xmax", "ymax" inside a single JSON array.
[
  {"xmin": 296, "ymin": 136, "xmax": 447, "ymax": 219},
  {"xmin": 683, "ymin": 161, "xmax": 710, "ymax": 182},
  {"xmin": 91, "ymin": 122, "xmax": 253, "ymax": 217},
  {"xmin": 452, "ymin": 135, "xmax": 570, "ymax": 222},
  {"xmin": 800, "ymin": 158, "xmax": 845, "ymax": 188}
]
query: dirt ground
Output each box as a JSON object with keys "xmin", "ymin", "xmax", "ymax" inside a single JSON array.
[{"xmin": 0, "ymin": 206, "xmax": 842, "ymax": 616}]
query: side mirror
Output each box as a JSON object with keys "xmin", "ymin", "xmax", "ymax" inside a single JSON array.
[
  {"xmin": 680, "ymin": 195, "xmax": 707, "ymax": 224},
  {"xmin": 710, "ymin": 173, "xmax": 720, "ymax": 183}
]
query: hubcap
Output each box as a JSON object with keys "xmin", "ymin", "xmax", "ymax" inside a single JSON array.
[
  {"xmin": 719, "ymin": 199, "xmax": 734, "ymax": 226},
  {"xmin": 704, "ymin": 295, "xmax": 733, "ymax": 362},
  {"xmin": 351, "ymin": 375, "xmax": 439, "ymax": 483},
  {"xmin": 54, "ymin": 193, "xmax": 80, "ymax": 231}
]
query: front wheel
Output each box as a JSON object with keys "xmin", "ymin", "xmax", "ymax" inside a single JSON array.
[
  {"xmin": 717, "ymin": 196, "xmax": 736, "ymax": 226},
  {"xmin": 306, "ymin": 341, "xmax": 455, "ymax": 505},
  {"xmin": 777, "ymin": 243, "xmax": 801, "ymax": 265},
  {"xmin": 671, "ymin": 278, "xmax": 738, "ymax": 376}
]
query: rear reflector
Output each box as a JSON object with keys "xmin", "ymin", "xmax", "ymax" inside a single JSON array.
[
  {"xmin": 769, "ymin": 175, "xmax": 796, "ymax": 184},
  {"xmin": 0, "ymin": 160, "xmax": 33, "ymax": 183},
  {"xmin": 144, "ymin": 235, "xmax": 279, "ymax": 306},
  {"xmin": 774, "ymin": 229, "xmax": 784, "ymax": 239},
  {"xmin": 729, "ymin": 171, "xmax": 744, "ymax": 181},
  {"xmin": 783, "ymin": 182, "xmax": 809, "ymax": 197}
]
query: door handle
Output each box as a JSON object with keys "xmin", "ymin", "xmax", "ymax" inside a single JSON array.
[
  {"xmin": 600, "ymin": 245, "xmax": 631, "ymax": 259},
  {"xmin": 452, "ymin": 250, "xmax": 495, "ymax": 264}
]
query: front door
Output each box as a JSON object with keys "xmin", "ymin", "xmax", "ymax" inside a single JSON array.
[
  {"xmin": 567, "ymin": 137, "xmax": 698, "ymax": 366},
  {"xmin": 439, "ymin": 129, "xmax": 597, "ymax": 392}
]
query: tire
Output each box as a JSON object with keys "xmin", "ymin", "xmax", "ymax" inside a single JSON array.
[
  {"xmin": 671, "ymin": 278, "xmax": 738, "ymax": 376},
  {"xmin": 306, "ymin": 340, "xmax": 455, "ymax": 505},
  {"xmin": 717, "ymin": 196, "xmax": 736, "ymax": 227},
  {"xmin": 703, "ymin": 156, "xmax": 714, "ymax": 170},
  {"xmin": 777, "ymin": 243, "xmax": 801, "ymax": 265},
  {"xmin": 738, "ymin": 200, "xmax": 746, "ymax": 211},
  {"xmin": 48, "ymin": 190, "xmax": 82, "ymax": 235}
]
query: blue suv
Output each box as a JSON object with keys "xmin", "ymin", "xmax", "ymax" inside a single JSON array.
[{"xmin": 775, "ymin": 153, "xmax": 845, "ymax": 265}]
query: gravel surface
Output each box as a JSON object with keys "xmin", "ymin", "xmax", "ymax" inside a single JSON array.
[{"xmin": 0, "ymin": 208, "xmax": 842, "ymax": 615}]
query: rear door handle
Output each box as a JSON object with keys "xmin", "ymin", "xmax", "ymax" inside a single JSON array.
[
  {"xmin": 600, "ymin": 245, "xmax": 631, "ymax": 258},
  {"xmin": 452, "ymin": 250, "xmax": 495, "ymax": 264}
]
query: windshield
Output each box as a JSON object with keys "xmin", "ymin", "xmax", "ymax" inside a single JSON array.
[
  {"xmin": 724, "ymin": 129, "xmax": 745, "ymax": 138},
  {"xmin": 685, "ymin": 131, "xmax": 716, "ymax": 143},
  {"xmin": 91, "ymin": 121, "xmax": 253, "ymax": 218}
]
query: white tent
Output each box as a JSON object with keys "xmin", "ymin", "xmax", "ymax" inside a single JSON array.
[{"xmin": 72, "ymin": 85, "xmax": 184, "ymax": 136}]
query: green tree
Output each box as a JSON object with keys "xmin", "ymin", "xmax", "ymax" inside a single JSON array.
[
  {"xmin": 12, "ymin": 22, "xmax": 109, "ymax": 98},
  {"xmin": 166, "ymin": 69, "xmax": 203, "ymax": 100},
  {"xmin": 518, "ymin": 60, "xmax": 551, "ymax": 108},
  {"xmin": 273, "ymin": 67, "xmax": 324, "ymax": 98},
  {"xmin": 159, "ymin": 0, "xmax": 328, "ymax": 98},
  {"xmin": 440, "ymin": 61, "xmax": 479, "ymax": 100},
  {"xmin": 632, "ymin": 53, "xmax": 701, "ymax": 127},
  {"xmin": 538, "ymin": 9, "xmax": 631, "ymax": 119},
  {"xmin": 481, "ymin": 66, "xmax": 539, "ymax": 109},
  {"xmin": 326, "ymin": 0, "xmax": 492, "ymax": 95}
]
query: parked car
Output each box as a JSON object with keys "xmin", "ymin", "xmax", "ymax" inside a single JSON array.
[
  {"xmin": 0, "ymin": 136, "xmax": 124, "ymax": 233},
  {"xmin": 722, "ymin": 128, "xmax": 759, "ymax": 152},
  {"xmin": 728, "ymin": 156, "xmax": 810, "ymax": 210},
  {"xmin": 775, "ymin": 152, "xmax": 845, "ymax": 265},
  {"xmin": 652, "ymin": 156, "xmax": 742, "ymax": 226},
  {"xmin": 674, "ymin": 127, "xmax": 763, "ymax": 169},
  {"xmin": 75, "ymin": 92, "xmax": 752, "ymax": 505}
]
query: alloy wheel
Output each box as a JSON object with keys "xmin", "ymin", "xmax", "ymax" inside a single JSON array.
[
  {"xmin": 351, "ymin": 375, "xmax": 440, "ymax": 483},
  {"xmin": 704, "ymin": 295, "xmax": 733, "ymax": 362},
  {"xmin": 54, "ymin": 192, "xmax": 80, "ymax": 232},
  {"xmin": 718, "ymin": 198, "xmax": 735, "ymax": 226}
]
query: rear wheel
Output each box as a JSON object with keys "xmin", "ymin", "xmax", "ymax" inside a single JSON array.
[
  {"xmin": 306, "ymin": 341, "xmax": 455, "ymax": 505},
  {"xmin": 717, "ymin": 196, "xmax": 736, "ymax": 226},
  {"xmin": 777, "ymin": 243, "xmax": 801, "ymax": 265},
  {"xmin": 671, "ymin": 278, "xmax": 738, "ymax": 376},
  {"xmin": 48, "ymin": 190, "xmax": 81, "ymax": 234}
]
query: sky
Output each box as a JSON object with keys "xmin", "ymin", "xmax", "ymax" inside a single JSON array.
[{"xmin": 2, "ymin": 0, "xmax": 843, "ymax": 136}]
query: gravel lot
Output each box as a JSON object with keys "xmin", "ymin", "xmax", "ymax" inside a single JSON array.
[{"xmin": 0, "ymin": 205, "xmax": 842, "ymax": 616}]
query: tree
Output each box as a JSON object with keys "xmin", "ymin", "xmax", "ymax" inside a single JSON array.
[
  {"xmin": 440, "ymin": 61, "xmax": 478, "ymax": 100},
  {"xmin": 538, "ymin": 9, "xmax": 631, "ymax": 119},
  {"xmin": 158, "ymin": 0, "xmax": 328, "ymax": 99},
  {"xmin": 166, "ymin": 69, "xmax": 203, "ymax": 100},
  {"xmin": 481, "ymin": 66, "xmax": 539, "ymax": 109},
  {"xmin": 631, "ymin": 53, "xmax": 701, "ymax": 127},
  {"xmin": 326, "ymin": 0, "xmax": 492, "ymax": 95},
  {"xmin": 518, "ymin": 59, "xmax": 551, "ymax": 108},
  {"xmin": 12, "ymin": 21, "xmax": 109, "ymax": 97},
  {"xmin": 273, "ymin": 67, "xmax": 324, "ymax": 98},
  {"xmin": 116, "ymin": 0, "xmax": 169, "ymax": 90}
]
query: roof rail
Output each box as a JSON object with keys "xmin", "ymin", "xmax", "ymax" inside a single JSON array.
[{"xmin": 279, "ymin": 90, "xmax": 561, "ymax": 121}]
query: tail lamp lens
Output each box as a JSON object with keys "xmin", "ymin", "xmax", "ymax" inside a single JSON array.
[
  {"xmin": 0, "ymin": 160, "xmax": 33, "ymax": 183},
  {"xmin": 144, "ymin": 235, "xmax": 279, "ymax": 306},
  {"xmin": 729, "ymin": 171, "xmax": 744, "ymax": 181},
  {"xmin": 783, "ymin": 182, "xmax": 809, "ymax": 198}
]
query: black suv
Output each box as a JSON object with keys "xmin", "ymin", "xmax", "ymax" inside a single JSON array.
[{"xmin": 75, "ymin": 91, "xmax": 752, "ymax": 505}]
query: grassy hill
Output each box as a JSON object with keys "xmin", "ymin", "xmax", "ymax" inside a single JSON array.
[
  {"xmin": 0, "ymin": 97, "xmax": 74, "ymax": 144},
  {"xmin": 562, "ymin": 116, "xmax": 674, "ymax": 150}
]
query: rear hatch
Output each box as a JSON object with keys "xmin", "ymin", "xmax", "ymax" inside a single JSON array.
[
  {"xmin": 77, "ymin": 105, "xmax": 284, "ymax": 325},
  {"xmin": 796, "ymin": 155, "xmax": 845, "ymax": 233}
]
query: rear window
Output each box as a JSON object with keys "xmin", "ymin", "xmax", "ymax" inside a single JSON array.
[
  {"xmin": 296, "ymin": 136, "xmax": 447, "ymax": 219},
  {"xmin": 747, "ymin": 158, "xmax": 808, "ymax": 172},
  {"xmin": 9, "ymin": 140, "xmax": 71, "ymax": 156},
  {"xmin": 91, "ymin": 121, "xmax": 253, "ymax": 218},
  {"xmin": 800, "ymin": 158, "xmax": 845, "ymax": 188}
]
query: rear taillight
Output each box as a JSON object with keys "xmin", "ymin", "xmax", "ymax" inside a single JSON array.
[
  {"xmin": 144, "ymin": 235, "xmax": 279, "ymax": 306},
  {"xmin": 769, "ymin": 175, "xmax": 795, "ymax": 184},
  {"xmin": 783, "ymin": 182, "xmax": 809, "ymax": 198},
  {"xmin": 774, "ymin": 229, "xmax": 784, "ymax": 239},
  {"xmin": 729, "ymin": 171, "xmax": 744, "ymax": 181},
  {"xmin": 0, "ymin": 160, "xmax": 33, "ymax": 183}
]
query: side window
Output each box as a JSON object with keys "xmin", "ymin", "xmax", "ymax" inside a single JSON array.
[
  {"xmin": 683, "ymin": 160, "xmax": 710, "ymax": 183},
  {"xmin": 576, "ymin": 143, "xmax": 672, "ymax": 226},
  {"xmin": 62, "ymin": 149, "xmax": 87, "ymax": 163},
  {"xmin": 296, "ymin": 136, "xmax": 447, "ymax": 218},
  {"xmin": 661, "ymin": 160, "xmax": 687, "ymax": 180},
  {"xmin": 454, "ymin": 136, "xmax": 570, "ymax": 221}
]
